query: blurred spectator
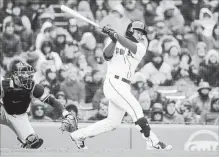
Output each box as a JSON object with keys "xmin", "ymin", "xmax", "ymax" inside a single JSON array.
[
  {"xmin": 100, "ymin": 3, "xmax": 130, "ymax": 35},
  {"xmin": 122, "ymin": 0, "xmax": 145, "ymax": 22},
  {"xmin": 13, "ymin": 17, "xmax": 33, "ymax": 52},
  {"xmin": 91, "ymin": 0, "xmax": 109, "ymax": 23},
  {"xmin": 163, "ymin": 40, "xmax": 181, "ymax": 69},
  {"xmin": 53, "ymin": 27, "xmax": 73, "ymax": 55},
  {"xmin": 200, "ymin": 97, "xmax": 219, "ymax": 125},
  {"xmin": 67, "ymin": 18, "xmax": 81, "ymax": 42},
  {"xmin": 1, "ymin": 21, "xmax": 22, "ymax": 67},
  {"xmin": 25, "ymin": 50, "xmax": 42, "ymax": 70},
  {"xmin": 89, "ymin": 43, "xmax": 107, "ymax": 76},
  {"xmin": 141, "ymin": 0, "xmax": 159, "ymax": 26},
  {"xmin": 0, "ymin": 0, "xmax": 13, "ymax": 29},
  {"xmin": 181, "ymin": 0, "xmax": 199, "ymax": 25},
  {"xmin": 146, "ymin": 26, "xmax": 157, "ymax": 42},
  {"xmin": 89, "ymin": 98, "xmax": 108, "ymax": 121},
  {"xmin": 23, "ymin": 0, "xmax": 41, "ymax": 31},
  {"xmin": 56, "ymin": 91, "xmax": 68, "ymax": 108},
  {"xmin": 149, "ymin": 103, "xmax": 164, "ymax": 123},
  {"xmin": 35, "ymin": 21, "xmax": 53, "ymax": 50},
  {"xmin": 60, "ymin": 42, "xmax": 78, "ymax": 63},
  {"xmin": 63, "ymin": 0, "xmax": 79, "ymax": 10},
  {"xmin": 183, "ymin": 20, "xmax": 205, "ymax": 53},
  {"xmin": 199, "ymin": 8, "xmax": 216, "ymax": 37},
  {"xmin": 140, "ymin": 42, "xmax": 172, "ymax": 86},
  {"xmin": 205, "ymin": 23, "xmax": 219, "ymax": 51},
  {"xmin": 178, "ymin": 99, "xmax": 198, "ymax": 124},
  {"xmin": 85, "ymin": 70, "xmax": 103, "ymax": 103},
  {"xmin": 200, "ymin": 98, "xmax": 219, "ymax": 125},
  {"xmin": 155, "ymin": 21, "xmax": 172, "ymax": 40},
  {"xmin": 172, "ymin": 52, "xmax": 194, "ymax": 87},
  {"xmin": 148, "ymin": 88, "xmax": 166, "ymax": 107},
  {"xmin": 162, "ymin": 3, "xmax": 185, "ymax": 34},
  {"xmin": 44, "ymin": 68, "xmax": 60, "ymax": 96},
  {"xmin": 190, "ymin": 42, "xmax": 207, "ymax": 82},
  {"xmin": 192, "ymin": 41, "xmax": 207, "ymax": 60},
  {"xmin": 131, "ymin": 72, "xmax": 151, "ymax": 116},
  {"xmin": 77, "ymin": 0, "xmax": 94, "ymax": 33},
  {"xmin": 40, "ymin": 80, "xmax": 52, "ymax": 95},
  {"xmin": 33, "ymin": 61, "xmax": 49, "ymax": 84},
  {"xmin": 40, "ymin": 40, "xmax": 63, "ymax": 70},
  {"xmin": 79, "ymin": 32, "xmax": 97, "ymax": 65},
  {"xmin": 29, "ymin": 101, "xmax": 53, "ymax": 121},
  {"xmin": 163, "ymin": 100, "xmax": 185, "ymax": 124},
  {"xmin": 76, "ymin": 55, "xmax": 89, "ymax": 79},
  {"xmin": 4, "ymin": 2, "xmax": 32, "ymax": 32},
  {"xmin": 198, "ymin": 49, "xmax": 219, "ymax": 87},
  {"xmin": 65, "ymin": 102, "xmax": 79, "ymax": 117},
  {"xmin": 60, "ymin": 68, "xmax": 86, "ymax": 106},
  {"xmin": 92, "ymin": 86, "xmax": 105, "ymax": 110},
  {"xmin": 189, "ymin": 82, "xmax": 212, "ymax": 117},
  {"xmin": 38, "ymin": 12, "xmax": 55, "ymax": 29},
  {"xmin": 131, "ymin": 72, "xmax": 146, "ymax": 99}
]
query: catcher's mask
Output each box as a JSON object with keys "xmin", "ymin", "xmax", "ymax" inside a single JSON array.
[
  {"xmin": 10, "ymin": 61, "xmax": 35, "ymax": 90},
  {"xmin": 125, "ymin": 21, "xmax": 148, "ymax": 42}
]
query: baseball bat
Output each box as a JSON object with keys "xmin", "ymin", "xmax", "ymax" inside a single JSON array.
[{"xmin": 61, "ymin": 5, "xmax": 102, "ymax": 29}]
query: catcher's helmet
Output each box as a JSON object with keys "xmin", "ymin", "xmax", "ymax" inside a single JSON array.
[
  {"xmin": 9, "ymin": 60, "xmax": 35, "ymax": 90},
  {"xmin": 126, "ymin": 21, "xmax": 148, "ymax": 38}
]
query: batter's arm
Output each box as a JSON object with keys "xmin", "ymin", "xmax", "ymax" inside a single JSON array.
[
  {"xmin": 102, "ymin": 27, "xmax": 137, "ymax": 55},
  {"xmin": 115, "ymin": 34, "xmax": 137, "ymax": 54},
  {"xmin": 103, "ymin": 39, "xmax": 117, "ymax": 61}
]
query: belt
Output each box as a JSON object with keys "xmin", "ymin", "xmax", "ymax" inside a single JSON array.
[{"xmin": 114, "ymin": 75, "xmax": 131, "ymax": 85}]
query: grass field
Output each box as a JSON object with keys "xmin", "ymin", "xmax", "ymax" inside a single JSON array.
[{"xmin": 1, "ymin": 148, "xmax": 218, "ymax": 157}]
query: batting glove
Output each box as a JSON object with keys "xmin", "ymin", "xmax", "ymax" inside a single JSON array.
[{"xmin": 102, "ymin": 26, "xmax": 117, "ymax": 42}]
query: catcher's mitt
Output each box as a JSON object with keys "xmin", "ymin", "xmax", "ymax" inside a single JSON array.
[{"xmin": 60, "ymin": 112, "xmax": 78, "ymax": 133}]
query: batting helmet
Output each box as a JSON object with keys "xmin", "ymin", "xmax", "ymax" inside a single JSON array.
[{"xmin": 126, "ymin": 21, "xmax": 148, "ymax": 38}]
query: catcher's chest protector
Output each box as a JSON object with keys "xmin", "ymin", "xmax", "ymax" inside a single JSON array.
[{"xmin": 2, "ymin": 79, "xmax": 32, "ymax": 115}]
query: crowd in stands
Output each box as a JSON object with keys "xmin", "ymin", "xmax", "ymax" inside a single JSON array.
[{"xmin": 0, "ymin": 0, "xmax": 219, "ymax": 125}]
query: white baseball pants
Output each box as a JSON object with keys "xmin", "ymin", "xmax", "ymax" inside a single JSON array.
[{"xmin": 72, "ymin": 75, "xmax": 159, "ymax": 146}]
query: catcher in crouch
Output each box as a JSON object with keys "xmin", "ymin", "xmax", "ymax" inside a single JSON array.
[
  {"xmin": 61, "ymin": 21, "xmax": 172, "ymax": 150},
  {"xmin": 0, "ymin": 60, "xmax": 73, "ymax": 149}
]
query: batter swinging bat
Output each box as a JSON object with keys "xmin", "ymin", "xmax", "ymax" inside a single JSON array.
[{"xmin": 61, "ymin": 5, "xmax": 102, "ymax": 29}]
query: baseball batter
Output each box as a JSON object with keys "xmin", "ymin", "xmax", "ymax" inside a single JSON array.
[{"xmin": 70, "ymin": 21, "xmax": 172, "ymax": 150}]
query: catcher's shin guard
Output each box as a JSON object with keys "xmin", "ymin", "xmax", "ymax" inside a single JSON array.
[
  {"xmin": 18, "ymin": 134, "xmax": 43, "ymax": 149},
  {"xmin": 135, "ymin": 117, "xmax": 151, "ymax": 138}
]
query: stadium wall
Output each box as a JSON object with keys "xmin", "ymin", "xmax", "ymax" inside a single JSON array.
[{"xmin": 1, "ymin": 123, "xmax": 218, "ymax": 151}]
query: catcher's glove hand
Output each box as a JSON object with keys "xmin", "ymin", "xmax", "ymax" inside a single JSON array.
[
  {"xmin": 102, "ymin": 26, "xmax": 117, "ymax": 42},
  {"xmin": 60, "ymin": 110, "xmax": 78, "ymax": 133}
]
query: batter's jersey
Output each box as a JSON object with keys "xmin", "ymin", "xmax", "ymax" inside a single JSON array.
[
  {"xmin": 0, "ymin": 78, "xmax": 50, "ymax": 115},
  {"xmin": 104, "ymin": 38, "xmax": 146, "ymax": 80}
]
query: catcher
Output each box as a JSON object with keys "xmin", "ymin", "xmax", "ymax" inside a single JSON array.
[{"xmin": 0, "ymin": 60, "xmax": 76, "ymax": 148}]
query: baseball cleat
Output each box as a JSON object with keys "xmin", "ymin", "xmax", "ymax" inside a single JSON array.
[
  {"xmin": 70, "ymin": 134, "xmax": 88, "ymax": 149},
  {"xmin": 152, "ymin": 142, "xmax": 172, "ymax": 150}
]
